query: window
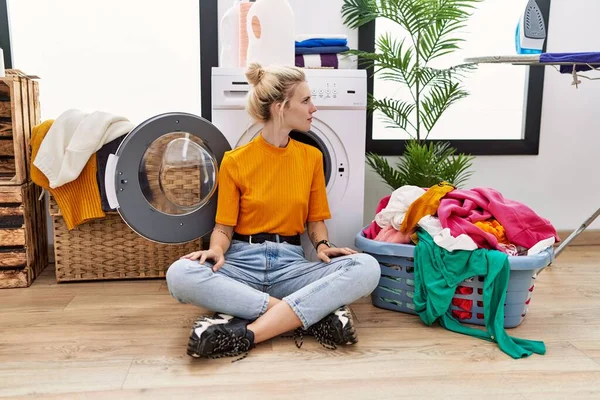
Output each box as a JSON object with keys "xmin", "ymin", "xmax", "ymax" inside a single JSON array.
[{"xmin": 359, "ymin": 0, "xmax": 551, "ymax": 155}]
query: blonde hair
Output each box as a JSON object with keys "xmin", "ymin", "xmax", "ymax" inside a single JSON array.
[{"xmin": 245, "ymin": 63, "xmax": 306, "ymax": 125}]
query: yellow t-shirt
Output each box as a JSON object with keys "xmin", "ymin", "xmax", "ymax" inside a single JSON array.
[{"xmin": 215, "ymin": 133, "xmax": 331, "ymax": 236}]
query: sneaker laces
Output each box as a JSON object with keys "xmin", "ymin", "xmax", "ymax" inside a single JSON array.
[
  {"xmin": 291, "ymin": 324, "xmax": 337, "ymax": 350},
  {"xmin": 207, "ymin": 329, "xmax": 253, "ymax": 363}
]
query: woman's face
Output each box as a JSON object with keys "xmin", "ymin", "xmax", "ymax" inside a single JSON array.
[{"xmin": 282, "ymin": 81, "xmax": 317, "ymax": 132}]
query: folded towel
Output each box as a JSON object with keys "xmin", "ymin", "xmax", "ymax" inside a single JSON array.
[
  {"xmin": 295, "ymin": 39, "xmax": 348, "ymax": 48},
  {"xmin": 33, "ymin": 109, "xmax": 134, "ymax": 189},
  {"xmin": 295, "ymin": 53, "xmax": 357, "ymax": 69},
  {"xmin": 296, "ymin": 33, "xmax": 347, "ymax": 41},
  {"xmin": 295, "ymin": 46, "xmax": 350, "ymax": 55}
]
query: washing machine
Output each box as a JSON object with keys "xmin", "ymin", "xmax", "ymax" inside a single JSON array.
[{"xmin": 102, "ymin": 68, "xmax": 366, "ymax": 261}]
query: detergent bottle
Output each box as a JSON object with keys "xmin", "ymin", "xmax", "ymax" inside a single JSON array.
[
  {"xmin": 219, "ymin": 0, "xmax": 242, "ymax": 67},
  {"xmin": 515, "ymin": 0, "xmax": 546, "ymax": 54},
  {"xmin": 245, "ymin": 0, "xmax": 295, "ymax": 67}
]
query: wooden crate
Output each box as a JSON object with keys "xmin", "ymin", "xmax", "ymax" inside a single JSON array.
[
  {"xmin": 0, "ymin": 70, "xmax": 40, "ymax": 186},
  {"xmin": 49, "ymin": 197, "xmax": 202, "ymax": 282},
  {"xmin": 0, "ymin": 182, "xmax": 49, "ymax": 288}
]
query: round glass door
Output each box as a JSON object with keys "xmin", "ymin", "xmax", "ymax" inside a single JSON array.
[
  {"xmin": 139, "ymin": 133, "xmax": 218, "ymax": 216},
  {"xmin": 111, "ymin": 113, "xmax": 231, "ymax": 244}
]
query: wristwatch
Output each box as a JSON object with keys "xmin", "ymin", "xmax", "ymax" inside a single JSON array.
[{"xmin": 315, "ymin": 239, "xmax": 332, "ymax": 251}]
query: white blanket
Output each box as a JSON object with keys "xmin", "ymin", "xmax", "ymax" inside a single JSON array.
[
  {"xmin": 375, "ymin": 185, "xmax": 426, "ymax": 230},
  {"xmin": 34, "ymin": 109, "xmax": 133, "ymax": 188}
]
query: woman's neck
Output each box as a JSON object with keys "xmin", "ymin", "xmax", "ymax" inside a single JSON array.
[{"xmin": 261, "ymin": 121, "xmax": 290, "ymax": 148}]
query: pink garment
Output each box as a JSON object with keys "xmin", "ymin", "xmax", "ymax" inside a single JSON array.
[
  {"xmin": 437, "ymin": 188, "xmax": 560, "ymax": 251},
  {"xmin": 374, "ymin": 225, "xmax": 412, "ymax": 244},
  {"xmin": 363, "ymin": 195, "xmax": 391, "ymax": 239}
]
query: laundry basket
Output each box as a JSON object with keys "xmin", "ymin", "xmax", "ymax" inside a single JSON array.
[{"xmin": 355, "ymin": 230, "xmax": 553, "ymax": 328}]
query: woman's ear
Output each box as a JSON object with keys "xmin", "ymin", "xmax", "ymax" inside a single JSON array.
[{"xmin": 270, "ymin": 101, "xmax": 283, "ymax": 116}]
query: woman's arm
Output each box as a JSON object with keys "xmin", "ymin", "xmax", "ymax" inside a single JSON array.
[
  {"xmin": 307, "ymin": 220, "xmax": 330, "ymax": 252},
  {"xmin": 210, "ymin": 223, "xmax": 235, "ymax": 255},
  {"xmin": 307, "ymin": 220, "xmax": 357, "ymax": 263}
]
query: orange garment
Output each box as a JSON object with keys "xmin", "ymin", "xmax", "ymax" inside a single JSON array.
[
  {"xmin": 216, "ymin": 133, "xmax": 331, "ymax": 236},
  {"xmin": 400, "ymin": 181, "xmax": 455, "ymax": 234},
  {"xmin": 31, "ymin": 120, "xmax": 105, "ymax": 230},
  {"xmin": 474, "ymin": 219, "xmax": 510, "ymax": 245}
]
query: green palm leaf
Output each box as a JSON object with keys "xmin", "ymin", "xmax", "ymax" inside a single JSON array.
[
  {"xmin": 419, "ymin": 81, "xmax": 469, "ymax": 135},
  {"xmin": 342, "ymin": 0, "xmax": 479, "ymax": 190},
  {"xmin": 370, "ymin": 95, "xmax": 417, "ymax": 133}
]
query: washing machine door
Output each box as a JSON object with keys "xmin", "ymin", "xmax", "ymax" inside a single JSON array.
[{"xmin": 104, "ymin": 112, "xmax": 231, "ymax": 244}]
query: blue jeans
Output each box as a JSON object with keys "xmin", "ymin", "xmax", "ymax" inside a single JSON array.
[{"xmin": 166, "ymin": 240, "xmax": 381, "ymax": 329}]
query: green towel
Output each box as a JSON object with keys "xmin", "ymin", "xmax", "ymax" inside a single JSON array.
[{"xmin": 413, "ymin": 229, "xmax": 546, "ymax": 358}]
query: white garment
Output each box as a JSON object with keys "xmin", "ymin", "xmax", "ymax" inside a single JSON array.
[
  {"xmin": 375, "ymin": 185, "xmax": 425, "ymax": 230},
  {"xmin": 527, "ymin": 237, "xmax": 556, "ymax": 256},
  {"xmin": 418, "ymin": 215, "xmax": 478, "ymax": 252},
  {"xmin": 34, "ymin": 109, "xmax": 133, "ymax": 188}
]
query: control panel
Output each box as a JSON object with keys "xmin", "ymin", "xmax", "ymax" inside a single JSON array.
[
  {"xmin": 212, "ymin": 68, "xmax": 367, "ymax": 109},
  {"xmin": 306, "ymin": 75, "xmax": 367, "ymax": 108}
]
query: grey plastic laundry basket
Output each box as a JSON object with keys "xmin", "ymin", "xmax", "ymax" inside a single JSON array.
[{"xmin": 355, "ymin": 229, "xmax": 553, "ymax": 328}]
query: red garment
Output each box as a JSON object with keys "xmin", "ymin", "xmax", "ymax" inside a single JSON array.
[
  {"xmin": 452, "ymin": 310, "xmax": 472, "ymax": 320},
  {"xmin": 455, "ymin": 286, "xmax": 473, "ymax": 295},
  {"xmin": 362, "ymin": 195, "xmax": 391, "ymax": 239},
  {"xmin": 437, "ymin": 187, "xmax": 560, "ymax": 251},
  {"xmin": 452, "ymin": 298, "xmax": 473, "ymax": 311}
]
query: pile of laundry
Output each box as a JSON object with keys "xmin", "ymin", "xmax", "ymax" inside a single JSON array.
[
  {"xmin": 363, "ymin": 181, "xmax": 560, "ymax": 256},
  {"xmin": 362, "ymin": 182, "xmax": 559, "ymax": 359},
  {"xmin": 30, "ymin": 109, "xmax": 132, "ymax": 230},
  {"xmin": 294, "ymin": 34, "xmax": 357, "ymax": 69}
]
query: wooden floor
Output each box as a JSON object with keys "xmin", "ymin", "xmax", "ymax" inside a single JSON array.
[{"xmin": 1, "ymin": 246, "xmax": 599, "ymax": 399}]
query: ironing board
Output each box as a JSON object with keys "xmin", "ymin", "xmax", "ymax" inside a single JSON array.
[
  {"xmin": 464, "ymin": 52, "xmax": 600, "ymax": 88},
  {"xmin": 464, "ymin": 52, "xmax": 600, "ymax": 258}
]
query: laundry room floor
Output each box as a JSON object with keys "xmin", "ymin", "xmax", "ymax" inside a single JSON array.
[{"xmin": 1, "ymin": 246, "xmax": 600, "ymax": 399}]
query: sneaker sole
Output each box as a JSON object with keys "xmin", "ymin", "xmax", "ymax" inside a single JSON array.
[
  {"xmin": 187, "ymin": 333, "xmax": 203, "ymax": 358},
  {"xmin": 187, "ymin": 314, "xmax": 234, "ymax": 358},
  {"xmin": 341, "ymin": 309, "xmax": 358, "ymax": 345}
]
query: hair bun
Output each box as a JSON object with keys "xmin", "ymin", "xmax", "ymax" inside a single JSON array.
[{"xmin": 245, "ymin": 62, "xmax": 265, "ymax": 86}]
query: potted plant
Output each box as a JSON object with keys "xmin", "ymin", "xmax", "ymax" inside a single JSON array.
[{"xmin": 341, "ymin": 0, "xmax": 481, "ymax": 190}]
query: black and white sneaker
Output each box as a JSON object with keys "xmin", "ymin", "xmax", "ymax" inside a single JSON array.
[
  {"xmin": 187, "ymin": 313, "xmax": 255, "ymax": 361},
  {"xmin": 293, "ymin": 305, "xmax": 358, "ymax": 350}
]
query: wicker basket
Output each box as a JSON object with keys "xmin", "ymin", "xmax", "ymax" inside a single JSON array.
[{"xmin": 49, "ymin": 197, "xmax": 202, "ymax": 282}]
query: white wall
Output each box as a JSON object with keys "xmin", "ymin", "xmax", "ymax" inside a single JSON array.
[{"xmin": 8, "ymin": 0, "xmax": 201, "ymax": 124}]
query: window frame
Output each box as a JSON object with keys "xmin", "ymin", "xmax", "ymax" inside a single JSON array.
[
  {"xmin": 1, "ymin": 0, "xmax": 12, "ymax": 69},
  {"xmin": 360, "ymin": 0, "xmax": 552, "ymax": 156}
]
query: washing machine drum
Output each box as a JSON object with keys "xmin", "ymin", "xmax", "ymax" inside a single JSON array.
[
  {"xmin": 289, "ymin": 129, "xmax": 331, "ymax": 186},
  {"xmin": 106, "ymin": 113, "xmax": 231, "ymax": 244}
]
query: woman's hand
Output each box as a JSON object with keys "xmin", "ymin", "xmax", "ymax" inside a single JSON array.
[
  {"xmin": 180, "ymin": 248, "xmax": 226, "ymax": 272},
  {"xmin": 317, "ymin": 246, "xmax": 357, "ymax": 263}
]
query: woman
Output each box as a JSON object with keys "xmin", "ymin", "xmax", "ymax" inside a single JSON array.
[{"xmin": 166, "ymin": 63, "xmax": 381, "ymax": 360}]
